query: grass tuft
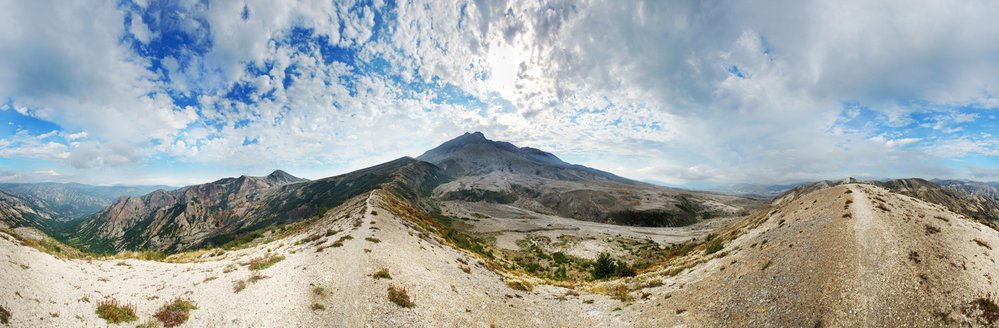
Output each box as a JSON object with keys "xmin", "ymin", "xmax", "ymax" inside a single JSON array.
[
  {"xmin": 611, "ymin": 285, "xmax": 632, "ymax": 302},
  {"xmin": 373, "ymin": 268, "xmax": 392, "ymax": 279},
  {"xmin": 246, "ymin": 254, "xmax": 285, "ymax": 270},
  {"xmin": 705, "ymin": 240, "xmax": 724, "ymax": 255},
  {"xmin": 387, "ymin": 284, "xmax": 415, "ymax": 308},
  {"xmin": 95, "ymin": 298, "xmax": 138, "ymax": 324},
  {"xmin": 154, "ymin": 298, "xmax": 197, "ymax": 327}
]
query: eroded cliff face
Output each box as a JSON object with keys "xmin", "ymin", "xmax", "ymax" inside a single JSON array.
[
  {"xmin": 0, "ymin": 190, "xmax": 52, "ymax": 229},
  {"xmin": 74, "ymin": 171, "xmax": 308, "ymax": 252},
  {"xmin": 73, "ymin": 158, "xmax": 448, "ymax": 253}
]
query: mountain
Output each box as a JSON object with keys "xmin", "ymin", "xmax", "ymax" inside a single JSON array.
[
  {"xmin": 0, "ymin": 182, "xmax": 170, "ymax": 220},
  {"xmin": 711, "ymin": 182, "xmax": 799, "ymax": 198},
  {"xmin": 5, "ymin": 138, "xmax": 999, "ymax": 326},
  {"xmin": 772, "ymin": 178, "xmax": 859, "ymax": 205},
  {"xmin": 57, "ymin": 133, "xmax": 761, "ymax": 253},
  {"xmin": 932, "ymin": 179, "xmax": 999, "ymax": 200},
  {"xmin": 6, "ymin": 171, "xmax": 999, "ymax": 326},
  {"xmin": 264, "ymin": 169, "xmax": 309, "ymax": 185},
  {"xmin": 877, "ymin": 178, "xmax": 999, "ymax": 223},
  {"xmin": 0, "ymin": 190, "xmax": 53, "ymax": 229},
  {"xmin": 71, "ymin": 161, "xmax": 444, "ymax": 253},
  {"xmin": 420, "ymin": 132, "xmax": 763, "ymax": 227},
  {"xmin": 417, "ymin": 131, "xmax": 628, "ymax": 182},
  {"xmin": 70, "ymin": 170, "xmax": 308, "ymax": 252}
]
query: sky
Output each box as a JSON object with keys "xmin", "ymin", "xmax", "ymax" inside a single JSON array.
[{"xmin": 0, "ymin": 0, "xmax": 997, "ymax": 188}]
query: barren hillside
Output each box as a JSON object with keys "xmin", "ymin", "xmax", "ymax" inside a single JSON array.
[
  {"xmin": 3, "ymin": 183, "xmax": 998, "ymax": 327},
  {"xmin": 620, "ymin": 184, "xmax": 999, "ymax": 326}
]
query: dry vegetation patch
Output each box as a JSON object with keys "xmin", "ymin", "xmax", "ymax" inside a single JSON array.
[
  {"xmin": 234, "ymin": 272, "xmax": 268, "ymax": 293},
  {"xmin": 373, "ymin": 268, "xmax": 392, "ymax": 279},
  {"xmin": 154, "ymin": 298, "xmax": 197, "ymax": 327},
  {"xmin": 387, "ymin": 285, "xmax": 415, "ymax": 308},
  {"xmin": 0, "ymin": 304, "xmax": 9, "ymax": 325},
  {"xmin": 95, "ymin": 298, "xmax": 138, "ymax": 324},
  {"xmin": 246, "ymin": 254, "xmax": 285, "ymax": 270},
  {"xmin": 963, "ymin": 295, "xmax": 999, "ymax": 326}
]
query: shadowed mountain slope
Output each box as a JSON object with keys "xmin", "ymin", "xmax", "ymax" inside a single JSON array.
[
  {"xmin": 422, "ymin": 132, "xmax": 763, "ymax": 227},
  {"xmin": 69, "ymin": 159, "xmax": 447, "ymax": 253}
]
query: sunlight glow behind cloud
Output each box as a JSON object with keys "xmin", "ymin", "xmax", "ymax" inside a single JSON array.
[{"xmin": 0, "ymin": 0, "xmax": 996, "ymax": 186}]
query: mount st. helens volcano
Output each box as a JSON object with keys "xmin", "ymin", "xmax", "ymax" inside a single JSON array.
[{"xmin": 25, "ymin": 132, "xmax": 760, "ymax": 253}]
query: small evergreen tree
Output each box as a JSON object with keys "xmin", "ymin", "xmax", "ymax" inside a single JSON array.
[
  {"xmin": 591, "ymin": 253, "xmax": 616, "ymax": 280},
  {"xmin": 613, "ymin": 260, "xmax": 636, "ymax": 277}
]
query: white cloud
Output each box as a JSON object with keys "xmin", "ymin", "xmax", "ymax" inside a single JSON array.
[
  {"xmin": 886, "ymin": 138, "xmax": 921, "ymax": 148},
  {"xmin": 2, "ymin": 0, "xmax": 998, "ymax": 185},
  {"xmin": 129, "ymin": 12, "xmax": 153, "ymax": 43},
  {"xmin": 0, "ymin": 0, "xmax": 197, "ymax": 165}
]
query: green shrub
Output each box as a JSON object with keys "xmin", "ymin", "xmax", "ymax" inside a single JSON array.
[
  {"xmin": 705, "ymin": 240, "xmax": 724, "ymax": 255},
  {"xmin": 613, "ymin": 261, "xmax": 636, "ymax": 278},
  {"xmin": 373, "ymin": 268, "xmax": 392, "ymax": 279},
  {"xmin": 589, "ymin": 253, "xmax": 635, "ymax": 280},
  {"xmin": 224, "ymin": 231, "xmax": 263, "ymax": 249},
  {"xmin": 591, "ymin": 253, "xmax": 617, "ymax": 280},
  {"xmin": 154, "ymin": 298, "xmax": 197, "ymax": 327},
  {"xmin": 95, "ymin": 298, "xmax": 138, "ymax": 324}
]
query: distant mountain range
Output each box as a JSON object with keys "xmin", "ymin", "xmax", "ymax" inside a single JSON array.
[
  {"xmin": 69, "ymin": 159, "xmax": 445, "ymax": 253},
  {"xmin": 2, "ymin": 132, "xmax": 997, "ymax": 255},
  {"xmin": 0, "ymin": 132, "xmax": 763, "ymax": 253},
  {"xmin": 0, "ymin": 183, "xmax": 171, "ymax": 221}
]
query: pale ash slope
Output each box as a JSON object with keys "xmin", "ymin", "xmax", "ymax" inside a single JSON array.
[
  {"xmin": 622, "ymin": 184, "xmax": 999, "ymax": 327},
  {"xmin": 4, "ymin": 184, "xmax": 998, "ymax": 327},
  {"xmin": 0, "ymin": 190, "xmax": 625, "ymax": 327}
]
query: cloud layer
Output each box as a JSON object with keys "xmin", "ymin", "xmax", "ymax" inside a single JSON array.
[{"xmin": 0, "ymin": 0, "xmax": 996, "ymax": 186}]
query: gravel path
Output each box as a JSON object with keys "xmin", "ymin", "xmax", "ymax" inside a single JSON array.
[
  {"xmin": 337, "ymin": 191, "xmax": 375, "ymax": 326},
  {"xmin": 850, "ymin": 185, "xmax": 877, "ymax": 326}
]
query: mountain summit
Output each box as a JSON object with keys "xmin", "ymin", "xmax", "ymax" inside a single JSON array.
[
  {"xmin": 266, "ymin": 169, "xmax": 308, "ymax": 185},
  {"xmin": 420, "ymin": 132, "xmax": 757, "ymax": 226},
  {"xmin": 417, "ymin": 131, "xmax": 624, "ymax": 181}
]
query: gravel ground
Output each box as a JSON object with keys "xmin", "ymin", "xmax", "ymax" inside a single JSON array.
[{"xmin": 622, "ymin": 184, "xmax": 999, "ymax": 327}]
